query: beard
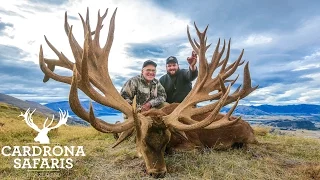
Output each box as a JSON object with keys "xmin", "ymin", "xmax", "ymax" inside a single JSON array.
[{"xmin": 167, "ymin": 68, "xmax": 178, "ymax": 76}]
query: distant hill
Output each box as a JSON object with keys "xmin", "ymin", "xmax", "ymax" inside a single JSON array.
[
  {"xmin": 222, "ymin": 104, "xmax": 320, "ymax": 115},
  {"xmin": 222, "ymin": 105, "xmax": 270, "ymax": 115},
  {"xmin": 45, "ymin": 101, "xmax": 121, "ymax": 117},
  {"xmin": 251, "ymin": 104, "xmax": 320, "ymax": 115},
  {"xmin": 0, "ymin": 93, "xmax": 86, "ymax": 125},
  {"xmin": 234, "ymin": 105, "xmax": 270, "ymax": 115},
  {"xmin": 0, "ymin": 93, "xmax": 55, "ymax": 115}
]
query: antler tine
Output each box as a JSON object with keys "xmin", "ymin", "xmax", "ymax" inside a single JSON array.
[
  {"xmin": 67, "ymin": 25, "xmax": 83, "ymax": 74},
  {"xmin": 219, "ymin": 39, "xmax": 231, "ymax": 74},
  {"xmin": 64, "ymin": 12, "xmax": 83, "ymax": 65},
  {"xmin": 225, "ymin": 62, "xmax": 259, "ymax": 105},
  {"xmin": 194, "ymin": 23, "xmax": 210, "ymax": 82},
  {"xmin": 93, "ymin": 9, "xmax": 108, "ymax": 55},
  {"xmin": 187, "ymin": 25, "xmax": 199, "ymax": 55},
  {"xmin": 229, "ymin": 74, "xmax": 239, "ymax": 86},
  {"xmin": 205, "ymin": 43, "xmax": 212, "ymax": 52},
  {"xmin": 100, "ymin": 8, "xmax": 117, "ymax": 69},
  {"xmin": 69, "ymin": 66, "xmax": 134, "ymax": 133},
  {"xmin": 207, "ymin": 38, "xmax": 222, "ymax": 77},
  {"xmin": 85, "ymin": 7, "xmax": 91, "ymax": 34},
  {"xmin": 44, "ymin": 36, "xmax": 74, "ymax": 69},
  {"xmin": 222, "ymin": 49, "xmax": 244, "ymax": 80},
  {"xmin": 193, "ymin": 38, "xmax": 200, "ymax": 48},
  {"xmin": 193, "ymin": 22, "xmax": 202, "ymax": 39},
  {"xmin": 39, "ymin": 45, "xmax": 73, "ymax": 84},
  {"xmin": 79, "ymin": 14, "xmax": 88, "ymax": 37},
  {"xmin": 79, "ymin": 8, "xmax": 93, "ymax": 40},
  {"xmin": 40, "ymin": 35, "xmax": 74, "ymax": 82},
  {"xmin": 204, "ymin": 98, "xmax": 241, "ymax": 129}
]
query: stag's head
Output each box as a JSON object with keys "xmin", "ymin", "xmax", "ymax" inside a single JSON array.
[{"xmin": 39, "ymin": 8, "xmax": 257, "ymax": 177}]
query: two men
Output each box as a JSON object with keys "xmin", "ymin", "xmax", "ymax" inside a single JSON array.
[{"xmin": 120, "ymin": 52, "xmax": 198, "ymax": 111}]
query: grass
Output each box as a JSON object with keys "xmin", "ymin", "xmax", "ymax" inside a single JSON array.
[{"xmin": 0, "ymin": 102, "xmax": 320, "ymax": 179}]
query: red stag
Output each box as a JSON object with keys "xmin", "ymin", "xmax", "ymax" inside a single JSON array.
[{"xmin": 39, "ymin": 8, "xmax": 258, "ymax": 178}]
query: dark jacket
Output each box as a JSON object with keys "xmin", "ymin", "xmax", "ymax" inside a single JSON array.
[{"xmin": 160, "ymin": 68, "xmax": 198, "ymax": 103}]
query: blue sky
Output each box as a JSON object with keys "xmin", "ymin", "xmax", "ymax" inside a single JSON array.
[{"xmin": 1, "ymin": 0, "xmax": 320, "ymax": 105}]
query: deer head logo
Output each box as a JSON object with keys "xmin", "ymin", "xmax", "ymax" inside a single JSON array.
[{"xmin": 19, "ymin": 108, "xmax": 69, "ymax": 144}]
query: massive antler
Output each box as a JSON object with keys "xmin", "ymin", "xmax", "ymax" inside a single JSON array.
[
  {"xmin": 39, "ymin": 8, "xmax": 134, "ymax": 133},
  {"xmin": 164, "ymin": 23, "xmax": 258, "ymax": 131}
]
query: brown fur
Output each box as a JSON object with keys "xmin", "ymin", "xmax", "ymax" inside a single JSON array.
[{"xmin": 168, "ymin": 119, "xmax": 257, "ymax": 151}]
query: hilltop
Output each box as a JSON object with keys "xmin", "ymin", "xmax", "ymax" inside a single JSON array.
[
  {"xmin": 0, "ymin": 93, "xmax": 85, "ymax": 125},
  {"xmin": 0, "ymin": 93, "xmax": 55, "ymax": 115}
]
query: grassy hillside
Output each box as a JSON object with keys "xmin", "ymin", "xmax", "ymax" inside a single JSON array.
[{"xmin": 0, "ymin": 103, "xmax": 319, "ymax": 179}]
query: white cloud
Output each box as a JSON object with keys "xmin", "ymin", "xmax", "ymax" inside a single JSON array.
[
  {"xmin": 243, "ymin": 34, "xmax": 273, "ymax": 46},
  {"xmin": 247, "ymin": 81, "xmax": 320, "ymax": 105},
  {"xmin": 292, "ymin": 50, "xmax": 320, "ymax": 71}
]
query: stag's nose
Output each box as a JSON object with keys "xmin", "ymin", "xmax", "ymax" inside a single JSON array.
[
  {"xmin": 148, "ymin": 168, "xmax": 167, "ymax": 178},
  {"xmin": 149, "ymin": 171, "xmax": 166, "ymax": 178}
]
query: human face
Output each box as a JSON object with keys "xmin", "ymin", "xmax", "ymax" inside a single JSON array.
[
  {"xmin": 166, "ymin": 62, "xmax": 179, "ymax": 75},
  {"xmin": 142, "ymin": 65, "xmax": 156, "ymax": 82}
]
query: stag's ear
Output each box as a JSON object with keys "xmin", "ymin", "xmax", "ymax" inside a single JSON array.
[
  {"xmin": 112, "ymin": 127, "xmax": 135, "ymax": 148},
  {"xmin": 170, "ymin": 128, "xmax": 189, "ymax": 141}
]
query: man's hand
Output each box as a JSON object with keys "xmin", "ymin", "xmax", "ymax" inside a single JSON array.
[
  {"xmin": 187, "ymin": 51, "xmax": 197, "ymax": 70},
  {"xmin": 141, "ymin": 102, "xmax": 152, "ymax": 112}
]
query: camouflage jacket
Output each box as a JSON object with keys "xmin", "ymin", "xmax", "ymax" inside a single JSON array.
[{"xmin": 120, "ymin": 75, "xmax": 167, "ymax": 109}]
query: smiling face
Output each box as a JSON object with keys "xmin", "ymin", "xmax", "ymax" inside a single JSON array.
[
  {"xmin": 142, "ymin": 64, "xmax": 156, "ymax": 82},
  {"xmin": 166, "ymin": 62, "xmax": 179, "ymax": 75}
]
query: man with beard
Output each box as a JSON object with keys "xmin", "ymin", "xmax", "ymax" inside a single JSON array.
[{"xmin": 159, "ymin": 51, "xmax": 198, "ymax": 103}]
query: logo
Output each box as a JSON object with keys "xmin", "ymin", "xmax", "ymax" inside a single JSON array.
[
  {"xmin": 1, "ymin": 108, "xmax": 86, "ymax": 173},
  {"xmin": 19, "ymin": 108, "xmax": 69, "ymax": 144}
]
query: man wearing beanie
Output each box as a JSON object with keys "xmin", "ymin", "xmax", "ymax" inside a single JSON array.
[
  {"xmin": 160, "ymin": 51, "xmax": 198, "ymax": 103},
  {"xmin": 120, "ymin": 60, "xmax": 166, "ymax": 112}
]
